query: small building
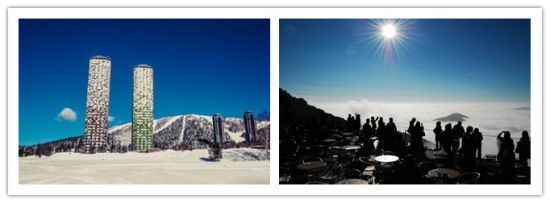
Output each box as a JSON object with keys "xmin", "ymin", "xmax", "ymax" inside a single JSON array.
[
  {"xmin": 243, "ymin": 110, "xmax": 257, "ymax": 142},
  {"xmin": 210, "ymin": 113, "xmax": 224, "ymax": 161},
  {"xmin": 212, "ymin": 113, "xmax": 224, "ymax": 144}
]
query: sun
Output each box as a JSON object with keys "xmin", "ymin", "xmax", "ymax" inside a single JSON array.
[
  {"xmin": 362, "ymin": 19, "xmax": 414, "ymax": 65},
  {"xmin": 382, "ymin": 24, "xmax": 397, "ymax": 38}
]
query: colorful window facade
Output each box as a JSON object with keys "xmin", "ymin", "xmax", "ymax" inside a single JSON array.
[{"xmin": 132, "ymin": 64, "xmax": 154, "ymax": 150}]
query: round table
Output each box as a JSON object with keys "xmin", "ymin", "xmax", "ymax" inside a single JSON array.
[
  {"xmin": 297, "ymin": 161, "xmax": 327, "ymax": 170},
  {"xmin": 329, "ymin": 146, "xmax": 346, "ymax": 154},
  {"xmin": 427, "ymin": 168, "xmax": 460, "ymax": 179},
  {"xmin": 359, "ymin": 156, "xmax": 375, "ymax": 164},
  {"xmin": 374, "ymin": 155, "xmax": 399, "ymax": 163},
  {"xmin": 342, "ymin": 132, "xmax": 353, "ymax": 137},
  {"xmin": 340, "ymin": 145, "xmax": 361, "ymax": 151},
  {"xmin": 322, "ymin": 138, "xmax": 336, "ymax": 143},
  {"xmin": 339, "ymin": 145, "xmax": 361, "ymax": 161},
  {"xmin": 332, "ymin": 134, "xmax": 343, "ymax": 139},
  {"xmin": 338, "ymin": 178, "xmax": 369, "ymax": 184}
]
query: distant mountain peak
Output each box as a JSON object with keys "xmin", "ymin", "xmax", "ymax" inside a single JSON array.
[
  {"xmin": 514, "ymin": 107, "xmax": 530, "ymax": 111},
  {"xmin": 434, "ymin": 113, "xmax": 469, "ymax": 122}
]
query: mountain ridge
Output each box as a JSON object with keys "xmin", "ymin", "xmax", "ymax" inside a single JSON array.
[
  {"xmin": 19, "ymin": 113, "xmax": 270, "ymax": 156},
  {"xmin": 433, "ymin": 112, "xmax": 469, "ymax": 122}
]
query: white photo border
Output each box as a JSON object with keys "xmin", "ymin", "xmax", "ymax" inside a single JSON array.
[{"xmin": 7, "ymin": 7, "xmax": 542, "ymax": 195}]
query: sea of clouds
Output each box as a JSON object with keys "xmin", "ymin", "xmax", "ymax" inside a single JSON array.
[{"xmin": 301, "ymin": 96, "xmax": 530, "ymax": 156}]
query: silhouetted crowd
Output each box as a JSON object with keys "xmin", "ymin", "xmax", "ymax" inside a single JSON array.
[
  {"xmin": 346, "ymin": 114, "xmax": 530, "ymax": 179},
  {"xmin": 280, "ymin": 90, "xmax": 530, "ymax": 184}
]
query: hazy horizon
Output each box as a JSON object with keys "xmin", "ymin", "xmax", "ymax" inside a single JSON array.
[{"xmin": 292, "ymin": 92, "xmax": 529, "ymax": 136}]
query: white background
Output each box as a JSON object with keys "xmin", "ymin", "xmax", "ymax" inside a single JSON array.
[{"xmin": 1, "ymin": 0, "xmax": 549, "ymax": 202}]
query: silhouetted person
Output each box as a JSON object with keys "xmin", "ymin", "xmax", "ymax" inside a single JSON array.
[
  {"xmin": 346, "ymin": 114, "xmax": 354, "ymax": 132},
  {"xmin": 441, "ymin": 123, "xmax": 453, "ymax": 154},
  {"xmin": 498, "ymin": 131, "xmax": 515, "ymax": 182},
  {"xmin": 355, "ymin": 114, "xmax": 361, "ymax": 134},
  {"xmin": 387, "ymin": 117, "xmax": 397, "ymax": 133},
  {"xmin": 418, "ymin": 122, "xmax": 425, "ymax": 142},
  {"xmin": 386, "ymin": 117, "xmax": 397, "ymax": 146},
  {"xmin": 362, "ymin": 119, "xmax": 373, "ymax": 150},
  {"xmin": 362, "ymin": 119, "xmax": 372, "ymax": 138},
  {"xmin": 515, "ymin": 131, "xmax": 530, "ymax": 167},
  {"xmin": 473, "ymin": 128, "xmax": 483, "ymax": 159},
  {"xmin": 376, "ymin": 117, "xmax": 386, "ymax": 149},
  {"xmin": 410, "ymin": 121, "xmax": 425, "ymax": 153},
  {"xmin": 377, "ymin": 117, "xmax": 386, "ymax": 140},
  {"xmin": 460, "ymin": 126, "xmax": 476, "ymax": 170},
  {"xmin": 407, "ymin": 118, "xmax": 416, "ymax": 135},
  {"xmin": 371, "ymin": 116, "xmax": 379, "ymax": 136},
  {"xmin": 433, "ymin": 121, "xmax": 443, "ymax": 150},
  {"xmin": 452, "ymin": 121, "xmax": 465, "ymax": 156}
]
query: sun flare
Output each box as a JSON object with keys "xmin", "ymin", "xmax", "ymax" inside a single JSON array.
[{"xmin": 382, "ymin": 24, "xmax": 397, "ymax": 38}]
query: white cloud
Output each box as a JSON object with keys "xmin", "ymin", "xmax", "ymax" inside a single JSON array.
[
  {"xmin": 56, "ymin": 107, "xmax": 77, "ymax": 122},
  {"xmin": 301, "ymin": 96, "xmax": 531, "ymax": 156},
  {"xmin": 108, "ymin": 116, "xmax": 115, "ymax": 122}
]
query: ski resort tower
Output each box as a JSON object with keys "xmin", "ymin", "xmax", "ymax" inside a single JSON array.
[
  {"xmin": 132, "ymin": 64, "xmax": 154, "ymax": 151},
  {"xmin": 243, "ymin": 110, "xmax": 257, "ymax": 142},
  {"xmin": 212, "ymin": 113, "xmax": 224, "ymax": 144},
  {"xmin": 83, "ymin": 55, "xmax": 112, "ymax": 153}
]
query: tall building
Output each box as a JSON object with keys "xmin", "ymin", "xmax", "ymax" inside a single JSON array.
[
  {"xmin": 212, "ymin": 113, "xmax": 224, "ymax": 144},
  {"xmin": 132, "ymin": 64, "xmax": 154, "ymax": 151},
  {"xmin": 83, "ymin": 55, "xmax": 112, "ymax": 152},
  {"xmin": 243, "ymin": 110, "xmax": 257, "ymax": 142}
]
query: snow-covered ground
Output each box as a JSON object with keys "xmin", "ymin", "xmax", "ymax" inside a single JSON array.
[{"xmin": 19, "ymin": 148, "xmax": 269, "ymax": 184}]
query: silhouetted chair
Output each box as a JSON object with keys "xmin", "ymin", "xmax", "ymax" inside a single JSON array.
[{"xmin": 344, "ymin": 168, "xmax": 363, "ymax": 179}]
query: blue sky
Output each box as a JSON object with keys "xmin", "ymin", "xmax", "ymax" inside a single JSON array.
[
  {"xmin": 19, "ymin": 19, "xmax": 270, "ymax": 145},
  {"xmin": 280, "ymin": 19, "xmax": 530, "ymax": 102}
]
